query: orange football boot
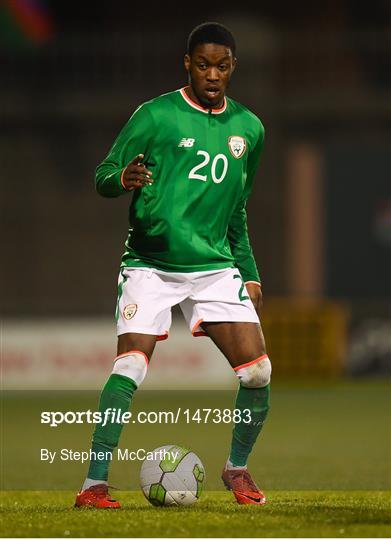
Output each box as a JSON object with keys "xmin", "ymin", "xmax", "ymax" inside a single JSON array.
[
  {"xmin": 222, "ymin": 467, "xmax": 266, "ymax": 505},
  {"xmin": 75, "ymin": 484, "xmax": 120, "ymax": 509}
]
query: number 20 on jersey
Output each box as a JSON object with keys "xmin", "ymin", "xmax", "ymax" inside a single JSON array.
[{"xmin": 189, "ymin": 151, "xmax": 228, "ymax": 184}]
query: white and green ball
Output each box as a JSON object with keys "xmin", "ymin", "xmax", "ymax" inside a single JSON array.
[{"xmin": 140, "ymin": 445, "xmax": 205, "ymax": 506}]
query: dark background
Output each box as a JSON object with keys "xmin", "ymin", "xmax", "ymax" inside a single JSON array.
[{"xmin": 2, "ymin": 1, "xmax": 390, "ymax": 334}]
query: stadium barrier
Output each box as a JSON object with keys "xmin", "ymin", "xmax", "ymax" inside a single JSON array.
[
  {"xmin": 262, "ymin": 299, "xmax": 349, "ymax": 378},
  {"xmin": 2, "ymin": 300, "xmax": 349, "ymax": 389}
]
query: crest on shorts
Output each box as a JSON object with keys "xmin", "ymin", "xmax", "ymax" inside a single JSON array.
[
  {"xmin": 228, "ymin": 136, "xmax": 246, "ymax": 159},
  {"xmin": 123, "ymin": 304, "xmax": 137, "ymax": 320}
]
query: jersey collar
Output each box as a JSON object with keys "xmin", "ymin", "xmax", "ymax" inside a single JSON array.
[{"xmin": 179, "ymin": 87, "xmax": 227, "ymax": 115}]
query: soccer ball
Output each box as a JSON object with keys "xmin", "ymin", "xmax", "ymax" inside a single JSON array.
[{"xmin": 140, "ymin": 445, "xmax": 205, "ymax": 506}]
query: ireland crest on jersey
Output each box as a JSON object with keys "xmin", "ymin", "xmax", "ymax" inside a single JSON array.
[{"xmin": 228, "ymin": 136, "xmax": 246, "ymax": 159}]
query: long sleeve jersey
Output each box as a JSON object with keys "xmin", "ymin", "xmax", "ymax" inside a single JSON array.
[{"xmin": 96, "ymin": 87, "xmax": 265, "ymax": 283}]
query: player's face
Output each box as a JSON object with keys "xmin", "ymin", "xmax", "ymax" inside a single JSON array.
[{"xmin": 184, "ymin": 43, "xmax": 236, "ymax": 109}]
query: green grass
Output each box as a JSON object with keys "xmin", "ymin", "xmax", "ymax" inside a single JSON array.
[
  {"xmin": 2, "ymin": 380, "xmax": 390, "ymax": 490},
  {"xmin": 1, "ymin": 490, "xmax": 390, "ymax": 537},
  {"xmin": 1, "ymin": 380, "xmax": 390, "ymax": 536}
]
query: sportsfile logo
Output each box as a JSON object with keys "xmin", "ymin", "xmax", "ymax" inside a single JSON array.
[
  {"xmin": 178, "ymin": 137, "xmax": 195, "ymax": 147},
  {"xmin": 40, "ymin": 408, "xmax": 252, "ymax": 426}
]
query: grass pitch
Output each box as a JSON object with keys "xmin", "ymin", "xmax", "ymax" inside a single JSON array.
[
  {"xmin": 1, "ymin": 490, "xmax": 390, "ymax": 538},
  {"xmin": 3, "ymin": 380, "xmax": 390, "ymax": 491},
  {"xmin": 1, "ymin": 379, "xmax": 390, "ymax": 536}
]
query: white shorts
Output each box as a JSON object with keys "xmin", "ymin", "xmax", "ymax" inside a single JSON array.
[{"xmin": 116, "ymin": 267, "xmax": 260, "ymax": 340}]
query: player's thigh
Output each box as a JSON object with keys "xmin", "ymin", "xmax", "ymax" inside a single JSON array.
[
  {"xmin": 116, "ymin": 268, "xmax": 189, "ymax": 358},
  {"xmin": 117, "ymin": 332, "xmax": 158, "ymax": 359},
  {"xmin": 202, "ymin": 321, "xmax": 266, "ymax": 369}
]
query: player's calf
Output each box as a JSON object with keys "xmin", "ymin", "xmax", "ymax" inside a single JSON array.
[
  {"xmin": 77, "ymin": 350, "xmax": 149, "ymax": 506},
  {"xmin": 223, "ymin": 354, "xmax": 271, "ymax": 503}
]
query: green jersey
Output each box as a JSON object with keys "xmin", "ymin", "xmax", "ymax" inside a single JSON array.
[{"xmin": 96, "ymin": 87, "xmax": 265, "ymax": 283}]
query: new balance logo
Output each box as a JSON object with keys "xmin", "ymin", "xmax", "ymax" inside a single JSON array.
[{"xmin": 178, "ymin": 138, "xmax": 195, "ymax": 148}]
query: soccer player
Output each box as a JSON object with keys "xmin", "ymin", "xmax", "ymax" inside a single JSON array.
[{"xmin": 75, "ymin": 22, "xmax": 271, "ymax": 508}]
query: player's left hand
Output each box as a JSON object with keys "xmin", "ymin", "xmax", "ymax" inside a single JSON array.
[{"xmin": 245, "ymin": 283, "xmax": 263, "ymax": 318}]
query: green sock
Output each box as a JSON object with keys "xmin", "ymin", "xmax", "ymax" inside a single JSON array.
[
  {"xmin": 229, "ymin": 383, "xmax": 270, "ymax": 467},
  {"xmin": 87, "ymin": 373, "xmax": 137, "ymax": 481}
]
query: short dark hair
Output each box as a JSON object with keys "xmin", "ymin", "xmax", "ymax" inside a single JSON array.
[{"xmin": 187, "ymin": 22, "xmax": 236, "ymax": 57}]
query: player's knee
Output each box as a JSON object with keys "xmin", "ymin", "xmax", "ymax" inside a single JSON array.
[
  {"xmin": 235, "ymin": 355, "xmax": 272, "ymax": 388},
  {"xmin": 111, "ymin": 351, "xmax": 149, "ymax": 387}
]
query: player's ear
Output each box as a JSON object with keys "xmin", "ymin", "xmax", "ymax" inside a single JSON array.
[
  {"xmin": 231, "ymin": 57, "xmax": 237, "ymax": 73},
  {"xmin": 184, "ymin": 54, "xmax": 191, "ymax": 72}
]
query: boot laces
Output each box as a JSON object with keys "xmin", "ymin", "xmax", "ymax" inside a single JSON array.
[
  {"xmin": 87, "ymin": 484, "xmax": 118, "ymax": 500},
  {"xmin": 232, "ymin": 469, "xmax": 259, "ymax": 492}
]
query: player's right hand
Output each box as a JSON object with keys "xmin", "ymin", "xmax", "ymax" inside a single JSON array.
[{"xmin": 121, "ymin": 154, "xmax": 154, "ymax": 191}]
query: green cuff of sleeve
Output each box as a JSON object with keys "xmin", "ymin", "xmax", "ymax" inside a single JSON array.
[
  {"xmin": 95, "ymin": 168, "xmax": 127, "ymax": 198},
  {"xmin": 242, "ymin": 275, "xmax": 261, "ymax": 285},
  {"xmin": 107, "ymin": 168, "xmax": 127, "ymax": 194},
  {"xmin": 238, "ymin": 266, "xmax": 261, "ymax": 285}
]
